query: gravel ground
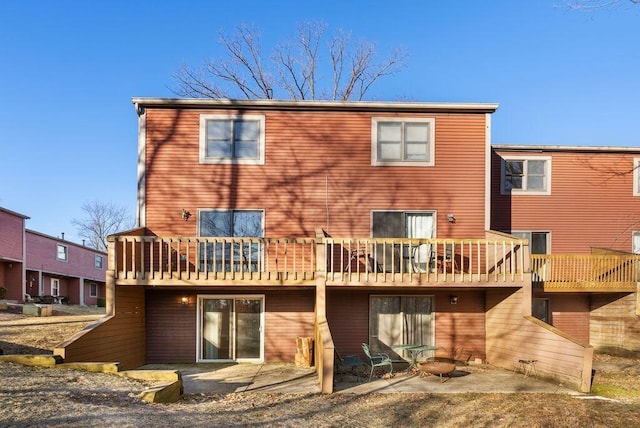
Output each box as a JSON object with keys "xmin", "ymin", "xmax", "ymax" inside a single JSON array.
[{"xmin": 1, "ymin": 305, "xmax": 640, "ymax": 427}]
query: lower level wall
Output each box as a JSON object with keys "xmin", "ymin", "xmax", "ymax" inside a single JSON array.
[
  {"xmin": 145, "ymin": 288, "xmax": 316, "ymax": 364},
  {"xmin": 590, "ymin": 292, "xmax": 640, "ymax": 353},
  {"xmin": 550, "ymin": 294, "xmax": 590, "ymax": 344},
  {"xmin": 327, "ymin": 288, "xmax": 487, "ymax": 363},
  {"xmin": 486, "ymin": 288, "xmax": 593, "ymax": 392},
  {"xmin": 54, "ymin": 285, "xmax": 145, "ymax": 370}
]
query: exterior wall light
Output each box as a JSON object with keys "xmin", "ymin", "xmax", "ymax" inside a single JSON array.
[
  {"xmin": 450, "ymin": 295, "xmax": 458, "ymax": 305},
  {"xmin": 447, "ymin": 214, "xmax": 456, "ymax": 223},
  {"xmin": 181, "ymin": 296, "xmax": 189, "ymax": 305},
  {"xmin": 181, "ymin": 209, "xmax": 191, "ymax": 221}
]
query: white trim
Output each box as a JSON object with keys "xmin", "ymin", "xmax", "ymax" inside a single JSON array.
[
  {"xmin": 199, "ymin": 114, "xmax": 266, "ymax": 165},
  {"xmin": 196, "ymin": 294, "xmax": 265, "ymax": 363},
  {"xmin": 89, "ymin": 282, "xmax": 98, "ymax": 298},
  {"xmin": 371, "ymin": 117, "xmax": 435, "ymax": 167},
  {"xmin": 95, "ymin": 254, "xmax": 104, "ymax": 270},
  {"xmin": 56, "ymin": 243, "xmax": 68, "ymax": 262},
  {"xmin": 79, "ymin": 278, "xmax": 85, "ymax": 305},
  {"xmin": 500, "ymin": 156, "xmax": 552, "ymax": 196},
  {"xmin": 485, "ymin": 113, "xmax": 491, "ymax": 231},
  {"xmin": 136, "ymin": 105, "xmax": 146, "ymax": 227},
  {"xmin": 50, "ymin": 278, "xmax": 60, "ymax": 297},
  {"xmin": 633, "ymin": 158, "xmax": 640, "ymax": 196},
  {"xmin": 133, "ymin": 97, "xmax": 500, "ymax": 113}
]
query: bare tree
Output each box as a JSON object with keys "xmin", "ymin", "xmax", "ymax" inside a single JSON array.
[
  {"xmin": 172, "ymin": 21, "xmax": 407, "ymax": 101},
  {"xmin": 564, "ymin": 0, "xmax": 640, "ymax": 10},
  {"xmin": 71, "ymin": 201, "xmax": 135, "ymax": 252}
]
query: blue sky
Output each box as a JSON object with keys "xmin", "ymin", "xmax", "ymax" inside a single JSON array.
[{"xmin": 1, "ymin": 0, "xmax": 638, "ymax": 243}]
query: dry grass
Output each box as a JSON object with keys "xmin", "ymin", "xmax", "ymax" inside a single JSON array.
[{"xmin": 1, "ymin": 304, "xmax": 639, "ymax": 427}]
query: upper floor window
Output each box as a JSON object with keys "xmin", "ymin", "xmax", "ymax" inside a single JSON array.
[
  {"xmin": 95, "ymin": 255, "xmax": 103, "ymax": 270},
  {"xmin": 633, "ymin": 158, "xmax": 640, "ymax": 196},
  {"xmin": 199, "ymin": 114, "xmax": 265, "ymax": 165},
  {"xmin": 633, "ymin": 231, "xmax": 640, "ymax": 254},
  {"xmin": 56, "ymin": 244, "xmax": 68, "ymax": 261},
  {"xmin": 372, "ymin": 118, "xmax": 435, "ymax": 166},
  {"xmin": 501, "ymin": 157, "xmax": 551, "ymax": 195}
]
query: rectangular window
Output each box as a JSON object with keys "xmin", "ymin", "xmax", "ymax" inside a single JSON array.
[
  {"xmin": 532, "ymin": 298, "xmax": 550, "ymax": 324},
  {"xmin": 511, "ymin": 231, "xmax": 550, "ymax": 254},
  {"xmin": 56, "ymin": 244, "xmax": 68, "ymax": 261},
  {"xmin": 633, "ymin": 231, "xmax": 640, "ymax": 254},
  {"xmin": 199, "ymin": 114, "xmax": 265, "ymax": 164},
  {"xmin": 95, "ymin": 255, "xmax": 103, "ymax": 269},
  {"xmin": 51, "ymin": 278, "xmax": 60, "ymax": 297},
  {"xmin": 369, "ymin": 295, "xmax": 435, "ymax": 358},
  {"xmin": 634, "ymin": 158, "xmax": 640, "ymax": 196},
  {"xmin": 89, "ymin": 283, "xmax": 98, "ymax": 298},
  {"xmin": 372, "ymin": 211, "xmax": 435, "ymax": 273},
  {"xmin": 372, "ymin": 118, "xmax": 435, "ymax": 166},
  {"xmin": 198, "ymin": 209, "xmax": 264, "ymax": 272},
  {"xmin": 501, "ymin": 157, "xmax": 551, "ymax": 195}
]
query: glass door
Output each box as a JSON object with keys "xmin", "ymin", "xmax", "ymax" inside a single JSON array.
[{"xmin": 198, "ymin": 296, "xmax": 264, "ymax": 362}]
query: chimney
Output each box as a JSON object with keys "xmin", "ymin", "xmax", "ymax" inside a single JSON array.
[{"xmin": 61, "ymin": 232, "xmax": 65, "ymax": 240}]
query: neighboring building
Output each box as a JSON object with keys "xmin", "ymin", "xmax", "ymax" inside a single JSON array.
[
  {"xmin": 0, "ymin": 207, "xmax": 106, "ymax": 305},
  {"xmin": 492, "ymin": 145, "xmax": 640, "ymax": 353},
  {"xmin": 56, "ymin": 98, "xmax": 598, "ymax": 393}
]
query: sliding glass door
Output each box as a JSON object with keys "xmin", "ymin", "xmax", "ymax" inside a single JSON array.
[
  {"xmin": 198, "ymin": 296, "xmax": 264, "ymax": 362},
  {"xmin": 369, "ymin": 295, "xmax": 434, "ymax": 355}
]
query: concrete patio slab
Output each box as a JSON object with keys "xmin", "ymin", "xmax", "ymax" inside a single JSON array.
[{"xmin": 139, "ymin": 363, "xmax": 582, "ymax": 396}]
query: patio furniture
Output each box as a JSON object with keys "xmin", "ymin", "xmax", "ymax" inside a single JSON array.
[
  {"xmin": 518, "ymin": 359, "xmax": 538, "ymax": 377},
  {"xmin": 362, "ymin": 343, "xmax": 393, "ymax": 381},
  {"xmin": 419, "ymin": 361, "xmax": 456, "ymax": 382},
  {"xmin": 391, "ymin": 344, "xmax": 439, "ymax": 371}
]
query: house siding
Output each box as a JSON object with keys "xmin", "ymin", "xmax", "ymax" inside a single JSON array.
[
  {"xmin": 143, "ymin": 108, "xmax": 488, "ymax": 239},
  {"xmin": 145, "ymin": 288, "xmax": 315, "ymax": 363},
  {"xmin": 590, "ymin": 293, "xmax": 640, "ymax": 352},
  {"xmin": 491, "ymin": 149, "xmax": 640, "ymax": 253}
]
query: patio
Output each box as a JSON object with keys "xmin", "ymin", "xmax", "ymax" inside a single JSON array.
[{"xmin": 139, "ymin": 362, "xmax": 582, "ymax": 395}]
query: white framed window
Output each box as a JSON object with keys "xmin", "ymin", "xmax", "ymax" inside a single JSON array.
[
  {"xmin": 511, "ymin": 231, "xmax": 550, "ymax": 254},
  {"xmin": 95, "ymin": 255, "xmax": 103, "ymax": 269},
  {"xmin": 632, "ymin": 231, "xmax": 640, "ymax": 254},
  {"xmin": 51, "ymin": 278, "xmax": 60, "ymax": 297},
  {"xmin": 633, "ymin": 158, "xmax": 640, "ymax": 196},
  {"xmin": 56, "ymin": 244, "xmax": 68, "ymax": 261},
  {"xmin": 89, "ymin": 283, "xmax": 98, "ymax": 298},
  {"xmin": 501, "ymin": 156, "xmax": 551, "ymax": 195},
  {"xmin": 199, "ymin": 114, "xmax": 265, "ymax": 165},
  {"xmin": 372, "ymin": 117, "xmax": 435, "ymax": 166}
]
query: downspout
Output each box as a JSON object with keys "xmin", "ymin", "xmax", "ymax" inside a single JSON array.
[{"xmin": 135, "ymin": 103, "xmax": 146, "ymax": 229}]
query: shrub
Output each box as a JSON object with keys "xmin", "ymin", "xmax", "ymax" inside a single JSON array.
[
  {"xmin": 97, "ymin": 297, "xmax": 106, "ymax": 307},
  {"xmin": 0, "ymin": 286, "xmax": 7, "ymax": 300},
  {"xmin": 42, "ymin": 295, "xmax": 55, "ymax": 304}
]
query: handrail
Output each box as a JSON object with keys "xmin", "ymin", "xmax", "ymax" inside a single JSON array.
[
  {"xmin": 531, "ymin": 253, "xmax": 640, "ymax": 291},
  {"xmin": 323, "ymin": 237, "xmax": 528, "ymax": 284}
]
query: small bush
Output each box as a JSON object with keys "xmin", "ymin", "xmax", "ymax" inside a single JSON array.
[
  {"xmin": 0, "ymin": 286, "xmax": 7, "ymax": 300},
  {"xmin": 97, "ymin": 297, "xmax": 106, "ymax": 307},
  {"xmin": 42, "ymin": 295, "xmax": 55, "ymax": 304}
]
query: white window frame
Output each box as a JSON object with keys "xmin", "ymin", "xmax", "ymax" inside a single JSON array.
[
  {"xmin": 633, "ymin": 158, "xmax": 640, "ymax": 196},
  {"xmin": 199, "ymin": 114, "xmax": 266, "ymax": 165},
  {"xmin": 89, "ymin": 283, "xmax": 98, "ymax": 298},
  {"xmin": 500, "ymin": 156, "xmax": 552, "ymax": 195},
  {"xmin": 95, "ymin": 255, "xmax": 103, "ymax": 270},
  {"xmin": 51, "ymin": 278, "xmax": 60, "ymax": 297},
  {"xmin": 371, "ymin": 117, "xmax": 435, "ymax": 167},
  {"xmin": 632, "ymin": 231, "xmax": 640, "ymax": 254},
  {"xmin": 56, "ymin": 243, "xmax": 68, "ymax": 262},
  {"xmin": 511, "ymin": 230, "xmax": 551, "ymax": 254}
]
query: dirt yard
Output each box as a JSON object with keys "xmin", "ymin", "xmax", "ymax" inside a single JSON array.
[{"xmin": 1, "ymin": 304, "xmax": 639, "ymax": 427}]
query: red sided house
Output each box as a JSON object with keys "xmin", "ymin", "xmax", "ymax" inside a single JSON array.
[
  {"xmin": 0, "ymin": 207, "xmax": 107, "ymax": 306},
  {"xmin": 492, "ymin": 145, "xmax": 640, "ymax": 354},
  {"xmin": 55, "ymin": 98, "xmax": 596, "ymax": 392}
]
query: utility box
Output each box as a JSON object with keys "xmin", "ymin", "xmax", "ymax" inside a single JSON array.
[
  {"xmin": 295, "ymin": 337, "xmax": 313, "ymax": 367},
  {"xmin": 23, "ymin": 304, "xmax": 52, "ymax": 317}
]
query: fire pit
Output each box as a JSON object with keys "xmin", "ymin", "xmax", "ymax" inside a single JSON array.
[{"xmin": 418, "ymin": 361, "xmax": 456, "ymax": 382}]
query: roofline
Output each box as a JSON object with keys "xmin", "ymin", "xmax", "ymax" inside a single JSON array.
[
  {"xmin": 492, "ymin": 144, "xmax": 640, "ymax": 154},
  {"xmin": 0, "ymin": 206, "xmax": 30, "ymax": 219},
  {"xmin": 25, "ymin": 229, "xmax": 107, "ymax": 255},
  {"xmin": 131, "ymin": 97, "xmax": 500, "ymax": 114}
]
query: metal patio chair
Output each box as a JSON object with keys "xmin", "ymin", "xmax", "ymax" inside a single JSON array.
[{"xmin": 361, "ymin": 343, "xmax": 393, "ymax": 381}]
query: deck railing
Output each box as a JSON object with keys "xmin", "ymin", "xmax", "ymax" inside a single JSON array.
[
  {"xmin": 108, "ymin": 234, "xmax": 529, "ymax": 287},
  {"xmin": 111, "ymin": 236, "xmax": 316, "ymax": 285},
  {"xmin": 530, "ymin": 254, "xmax": 640, "ymax": 292},
  {"xmin": 324, "ymin": 237, "xmax": 528, "ymax": 285}
]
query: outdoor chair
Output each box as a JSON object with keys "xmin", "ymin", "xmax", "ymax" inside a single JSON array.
[{"xmin": 361, "ymin": 343, "xmax": 393, "ymax": 381}]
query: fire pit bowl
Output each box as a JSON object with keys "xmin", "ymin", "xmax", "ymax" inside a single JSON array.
[{"xmin": 418, "ymin": 361, "xmax": 456, "ymax": 382}]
